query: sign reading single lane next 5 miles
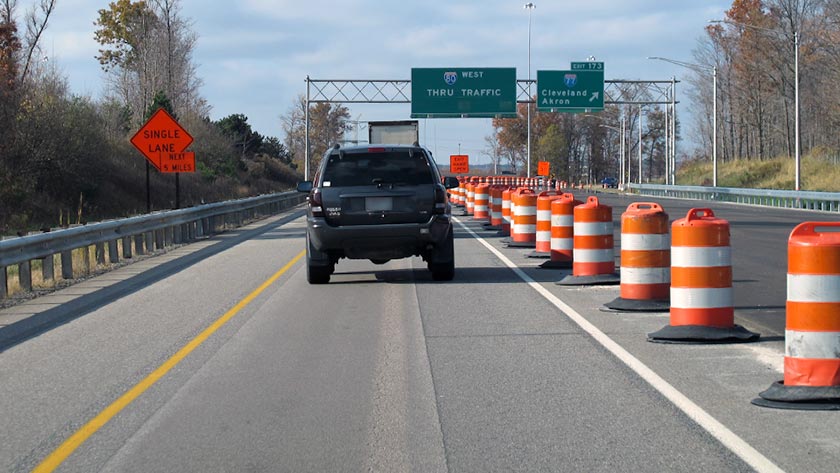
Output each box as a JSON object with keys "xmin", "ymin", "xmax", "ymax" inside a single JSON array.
[
  {"xmin": 537, "ymin": 69, "xmax": 604, "ymax": 112},
  {"xmin": 411, "ymin": 67, "xmax": 517, "ymax": 118}
]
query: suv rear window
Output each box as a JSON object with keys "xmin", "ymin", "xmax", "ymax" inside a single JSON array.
[{"xmin": 321, "ymin": 150, "xmax": 435, "ymax": 187}]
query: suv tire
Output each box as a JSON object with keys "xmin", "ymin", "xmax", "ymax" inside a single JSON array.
[
  {"xmin": 428, "ymin": 228, "xmax": 455, "ymax": 281},
  {"xmin": 306, "ymin": 234, "xmax": 332, "ymax": 284}
]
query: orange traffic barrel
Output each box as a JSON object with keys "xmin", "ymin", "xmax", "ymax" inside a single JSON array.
[
  {"xmin": 508, "ymin": 188, "xmax": 537, "ymax": 248},
  {"xmin": 473, "ymin": 183, "xmax": 490, "ymax": 221},
  {"xmin": 529, "ymin": 191, "xmax": 562, "ymax": 259},
  {"xmin": 540, "ymin": 193, "xmax": 581, "ymax": 270},
  {"xmin": 488, "ymin": 186, "xmax": 505, "ymax": 230},
  {"xmin": 605, "ymin": 203, "xmax": 671, "ymax": 312},
  {"xmin": 457, "ymin": 178, "xmax": 467, "ymax": 207},
  {"xmin": 557, "ymin": 196, "xmax": 619, "ymax": 285},
  {"xmin": 465, "ymin": 182, "xmax": 475, "ymax": 215},
  {"xmin": 500, "ymin": 188, "xmax": 512, "ymax": 236},
  {"xmin": 648, "ymin": 208, "xmax": 758, "ymax": 343},
  {"xmin": 754, "ymin": 222, "xmax": 840, "ymax": 410}
]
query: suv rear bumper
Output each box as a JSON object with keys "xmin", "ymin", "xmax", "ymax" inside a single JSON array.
[{"xmin": 307, "ymin": 214, "xmax": 452, "ymax": 260}]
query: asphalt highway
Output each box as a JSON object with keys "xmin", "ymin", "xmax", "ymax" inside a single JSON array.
[{"xmin": 1, "ymin": 194, "xmax": 839, "ymax": 472}]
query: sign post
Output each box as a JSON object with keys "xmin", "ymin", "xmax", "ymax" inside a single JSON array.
[
  {"xmin": 411, "ymin": 68, "xmax": 517, "ymax": 118},
  {"xmin": 131, "ymin": 109, "xmax": 195, "ymax": 209}
]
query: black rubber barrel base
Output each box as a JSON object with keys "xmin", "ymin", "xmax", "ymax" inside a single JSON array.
[
  {"xmin": 556, "ymin": 273, "xmax": 620, "ymax": 286},
  {"xmin": 603, "ymin": 297, "xmax": 670, "ymax": 312},
  {"xmin": 525, "ymin": 250, "xmax": 551, "ymax": 259},
  {"xmin": 751, "ymin": 381, "xmax": 840, "ymax": 410},
  {"xmin": 647, "ymin": 324, "xmax": 760, "ymax": 344},
  {"xmin": 539, "ymin": 260, "xmax": 572, "ymax": 270},
  {"xmin": 506, "ymin": 241, "xmax": 536, "ymax": 249}
]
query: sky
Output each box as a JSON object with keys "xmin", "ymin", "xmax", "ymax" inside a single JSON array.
[{"xmin": 32, "ymin": 0, "xmax": 731, "ymax": 164}]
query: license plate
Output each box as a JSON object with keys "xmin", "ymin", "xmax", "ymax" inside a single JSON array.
[{"xmin": 366, "ymin": 197, "xmax": 392, "ymax": 211}]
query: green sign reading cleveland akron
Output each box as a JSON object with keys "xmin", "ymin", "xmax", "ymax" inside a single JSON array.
[
  {"xmin": 411, "ymin": 68, "xmax": 517, "ymax": 118},
  {"xmin": 537, "ymin": 69, "xmax": 604, "ymax": 112}
]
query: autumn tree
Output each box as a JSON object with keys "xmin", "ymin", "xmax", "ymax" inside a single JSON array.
[
  {"xmin": 282, "ymin": 94, "xmax": 350, "ymax": 175},
  {"xmin": 94, "ymin": 0, "xmax": 204, "ymax": 129}
]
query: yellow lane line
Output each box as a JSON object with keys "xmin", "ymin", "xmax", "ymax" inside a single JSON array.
[{"xmin": 33, "ymin": 250, "xmax": 306, "ymax": 473}]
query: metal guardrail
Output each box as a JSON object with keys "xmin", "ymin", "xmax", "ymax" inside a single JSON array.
[
  {"xmin": 628, "ymin": 184, "xmax": 840, "ymax": 213},
  {"xmin": 0, "ymin": 192, "xmax": 307, "ymax": 298}
]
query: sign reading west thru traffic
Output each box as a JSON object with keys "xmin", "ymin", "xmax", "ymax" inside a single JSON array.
[
  {"xmin": 130, "ymin": 109, "xmax": 196, "ymax": 173},
  {"xmin": 411, "ymin": 68, "xmax": 517, "ymax": 118}
]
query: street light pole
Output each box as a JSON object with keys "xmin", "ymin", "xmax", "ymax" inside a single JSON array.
[
  {"xmin": 648, "ymin": 57, "xmax": 717, "ymax": 186},
  {"xmin": 710, "ymin": 19, "xmax": 800, "ymax": 190},
  {"xmin": 524, "ymin": 2, "xmax": 535, "ymax": 178}
]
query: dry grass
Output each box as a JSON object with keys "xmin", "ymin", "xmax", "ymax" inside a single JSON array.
[
  {"xmin": 4, "ymin": 240, "xmax": 128, "ymax": 298},
  {"xmin": 676, "ymin": 153, "xmax": 840, "ymax": 192}
]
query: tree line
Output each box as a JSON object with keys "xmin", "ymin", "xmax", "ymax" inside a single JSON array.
[
  {"xmin": 0, "ymin": 0, "xmax": 312, "ymax": 235},
  {"xmin": 689, "ymin": 0, "xmax": 839, "ymax": 185},
  {"xmin": 487, "ymin": 90, "xmax": 678, "ymax": 185}
]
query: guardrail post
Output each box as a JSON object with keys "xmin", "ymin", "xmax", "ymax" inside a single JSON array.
[
  {"xmin": 145, "ymin": 231, "xmax": 154, "ymax": 252},
  {"xmin": 0, "ymin": 266, "xmax": 6, "ymax": 298},
  {"xmin": 95, "ymin": 243, "xmax": 106, "ymax": 266},
  {"xmin": 165, "ymin": 226, "xmax": 173, "ymax": 246},
  {"xmin": 173, "ymin": 225, "xmax": 182, "ymax": 244},
  {"xmin": 81, "ymin": 246, "xmax": 91, "ymax": 274},
  {"xmin": 187, "ymin": 222, "xmax": 195, "ymax": 241},
  {"xmin": 61, "ymin": 250, "xmax": 73, "ymax": 279},
  {"xmin": 122, "ymin": 236, "xmax": 132, "ymax": 259},
  {"xmin": 134, "ymin": 234, "xmax": 145, "ymax": 256},
  {"xmin": 155, "ymin": 229, "xmax": 164, "ymax": 250},
  {"xmin": 108, "ymin": 240, "xmax": 119, "ymax": 263},
  {"xmin": 18, "ymin": 261, "xmax": 32, "ymax": 292},
  {"xmin": 42, "ymin": 255, "xmax": 54, "ymax": 283}
]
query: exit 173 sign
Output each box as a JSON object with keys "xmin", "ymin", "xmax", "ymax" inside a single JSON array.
[
  {"xmin": 537, "ymin": 69, "xmax": 604, "ymax": 112},
  {"xmin": 411, "ymin": 68, "xmax": 517, "ymax": 118}
]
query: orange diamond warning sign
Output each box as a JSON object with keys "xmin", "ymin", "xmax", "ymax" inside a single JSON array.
[{"xmin": 131, "ymin": 109, "xmax": 195, "ymax": 173}]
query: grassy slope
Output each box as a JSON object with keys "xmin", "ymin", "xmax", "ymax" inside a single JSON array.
[{"xmin": 676, "ymin": 152, "xmax": 840, "ymax": 192}]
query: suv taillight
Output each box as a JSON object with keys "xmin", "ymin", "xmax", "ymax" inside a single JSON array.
[
  {"xmin": 433, "ymin": 184, "xmax": 448, "ymax": 214},
  {"xmin": 309, "ymin": 188, "xmax": 324, "ymax": 217}
]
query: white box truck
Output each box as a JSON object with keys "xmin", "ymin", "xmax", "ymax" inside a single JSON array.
[{"xmin": 368, "ymin": 120, "xmax": 419, "ymax": 145}]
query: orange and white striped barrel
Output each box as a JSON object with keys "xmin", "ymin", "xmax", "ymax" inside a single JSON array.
[
  {"xmin": 550, "ymin": 193, "xmax": 580, "ymax": 263},
  {"xmin": 784, "ymin": 222, "xmax": 840, "ymax": 388},
  {"xmin": 670, "ymin": 208, "xmax": 732, "ymax": 327},
  {"xmin": 473, "ymin": 183, "xmax": 490, "ymax": 221},
  {"xmin": 620, "ymin": 203, "xmax": 670, "ymax": 301},
  {"xmin": 512, "ymin": 188, "xmax": 537, "ymax": 244},
  {"xmin": 573, "ymin": 196, "xmax": 614, "ymax": 276},
  {"xmin": 490, "ymin": 186, "xmax": 505, "ymax": 227},
  {"xmin": 501, "ymin": 188, "xmax": 512, "ymax": 235},
  {"xmin": 465, "ymin": 182, "xmax": 475, "ymax": 215},
  {"xmin": 457, "ymin": 179, "xmax": 467, "ymax": 207},
  {"xmin": 535, "ymin": 191, "xmax": 561, "ymax": 254}
]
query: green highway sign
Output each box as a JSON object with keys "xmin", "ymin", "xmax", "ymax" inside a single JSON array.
[
  {"xmin": 537, "ymin": 69, "xmax": 605, "ymax": 112},
  {"xmin": 411, "ymin": 68, "xmax": 517, "ymax": 118},
  {"xmin": 571, "ymin": 61, "xmax": 604, "ymax": 71}
]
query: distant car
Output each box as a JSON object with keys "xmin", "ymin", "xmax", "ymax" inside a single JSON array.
[
  {"xmin": 601, "ymin": 177, "xmax": 618, "ymax": 188},
  {"xmin": 297, "ymin": 144, "xmax": 460, "ymax": 284}
]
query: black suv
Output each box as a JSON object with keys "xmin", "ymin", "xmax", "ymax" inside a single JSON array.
[{"xmin": 297, "ymin": 144, "xmax": 460, "ymax": 284}]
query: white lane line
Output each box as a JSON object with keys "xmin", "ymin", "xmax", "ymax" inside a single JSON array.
[{"xmin": 454, "ymin": 217, "xmax": 785, "ymax": 473}]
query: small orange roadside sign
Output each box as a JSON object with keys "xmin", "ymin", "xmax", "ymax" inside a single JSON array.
[
  {"xmin": 130, "ymin": 109, "xmax": 194, "ymax": 172},
  {"xmin": 160, "ymin": 152, "xmax": 196, "ymax": 173},
  {"xmin": 537, "ymin": 161, "xmax": 550, "ymax": 176},
  {"xmin": 450, "ymin": 154, "xmax": 469, "ymax": 174}
]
